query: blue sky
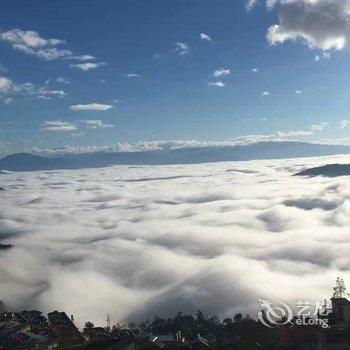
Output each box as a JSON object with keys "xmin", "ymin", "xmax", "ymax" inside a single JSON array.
[{"xmin": 1, "ymin": 0, "xmax": 350, "ymax": 155}]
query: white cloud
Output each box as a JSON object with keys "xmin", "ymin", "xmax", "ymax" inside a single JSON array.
[
  {"xmin": 72, "ymin": 55, "xmax": 95, "ymax": 61},
  {"xmin": 174, "ymin": 42, "xmax": 189, "ymax": 56},
  {"xmin": 42, "ymin": 119, "xmax": 115, "ymax": 133},
  {"xmin": 56, "ymin": 77, "xmax": 70, "ymax": 84},
  {"xmin": 261, "ymin": 90, "xmax": 270, "ymax": 96},
  {"xmin": 0, "ymin": 28, "xmax": 93, "ymax": 61},
  {"xmin": 3, "ymin": 97, "xmax": 13, "ymax": 105},
  {"xmin": 266, "ymin": 0, "xmax": 350, "ymax": 51},
  {"xmin": 276, "ymin": 130, "xmax": 313, "ymax": 137},
  {"xmin": 246, "ymin": 0, "xmax": 258, "ymax": 11},
  {"xmin": 82, "ymin": 119, "xmax": 114, "ymax": 128},
  {"xmin": 315, "ymin": 52, "xmax": 330, "ymax": 62},
  {"xmin": 0, "ymin": 75, "xmax": 67, "ymax": 101},
  {"xmin": 208, "ymin": 81, "xmax": 225, "ymax": 88},
  {"xmin": 70, "ymin": 62, "xmax": 106, "ymax": 71},
  {"xmin": 213, "ymin": 68, "xmax": 231, "ymax": 77},
  {"xmin": 126, "ymin": 73, "xmax": 140, "ymax": 79},
  {"xmin": 338, "ymin": 119, "xmax": 350, "ymax": 129},
  {"xmin": 252, "ymin": 68, "xmax": 259, "ymax": 73},
  {"xmin": 70, "ymin": 103, "xmax": 113, "ymax": 111},
  {"xmin": 311, "ymin": 121, "xmax": 328, "ymax": 132},
  {"xmin": 32, "ymin": 125, "xmax": 327, "ymax": 156},
  {"xmin": 42, "ymin": 121, "xmax": 77, "ymax": 132},
  {"xmin": 1, "ymin": 28, "xmax": 64, "ymax": 48},
  {"xmin": 200, "ymin": 33, "xmax": 212, "ymax": 42},
  {"xmin": 266, "ymin": 0, "xmax": 278, "ymax": 9},
  {"xmin": 295, "ymin": 89, "xmax": 303, "ymax": 95},
  {"xmin": 0, "ymin": 76, "xmax": 13, "ymax": 94},
  {"xmin": 4, "ymin": 155, "xmax": 350, "ymax": 325},
  {"xmin": 275, "ymin": 122, "xmax": 327, "ymax": 138},
  {"xmin": 18, "ymin": 83, "xmax": 67, "ymax": 99}
]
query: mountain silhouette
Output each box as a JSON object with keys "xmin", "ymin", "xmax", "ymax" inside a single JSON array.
[
  {"xmin": 0, "ymin": 153, "xmax": 77, "ymax": 171},
  {"xmin": 295, "ymin": 163, "xmax": 350, "ymax": 177},
  {"xmin": 2, "ymin": 142, "xmax": 350, "ymax": 171}
]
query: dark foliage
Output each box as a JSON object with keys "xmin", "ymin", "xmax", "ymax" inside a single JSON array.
[
  {"xmin": 138, "ymin": 310, "xmax": 282, "ymax": 349},
  {"xmin": 295, "ymin": 163, "xmax": 350, "ymax": 178}
]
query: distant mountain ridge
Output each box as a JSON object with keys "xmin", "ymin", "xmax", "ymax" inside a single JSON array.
[
  {"xmin": 0, "ymin": 153, "xmax": 77, "ymax": 171},
  {"xmin": 2, "ymin": 141, "xmax": 350, "ymax": 171},
  {"xmin": 295, "ymin": 164, "xmax": 350, "ymax": 177}
]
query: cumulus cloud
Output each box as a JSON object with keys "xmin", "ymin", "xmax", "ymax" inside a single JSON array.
[
  {"xmin": 17, "ymin": 83, "xmax": 66, "ymax": 100},
  {"xmin": 125, "ymin": 73, "xmax": 140, "ymax": 79},
  {"xmin": 208, "ymin": 81, "xmax": 225, "ymax": 88},
  {"xmin": 81, "ymin": 120, "xmax": 114, "ymax": 128},
  {"xmin": 0, "ymin": 28, "xmax": 93, "ymax": 61},
  {"xmin": 315, "ymin": 52, "xmax": 330, "ymax": 61},
  {"xmin": 42, "ymin": 121, "xmax": 77, "ymax": 132},
  {"xmin": 2, "ymin": 155, "xmax": 350, "ymax": 326},
  {"xmin": 266, "ymin": 0, "xmax": 350, "ymax": 51},
  {"xmin": 0, "ymin": 77, "xmax": 12, "ymax": 94},
  {"xmin": 246, "ymin": 0, "xmax": 259, "ymax": 11},
  {"xmin": 56, "ymin": 77, "xmax": 70, "ymax": 84},
  {"xmin": 70, "ymin": 62, "xmax": 106, "ymax": 71},
  {"xmin": 213, "ymin": 68, "xmax": 231, "ymax": 77},
  {"xmin": 42, "ymin": 119, "xmax": 115, "ymax": 132},
  {"xmin": 0, "ymin": 75, "xmax": 67, "ymax": 101},
  {"xmin": 174, "ymin": 42, "xmax": 189, "ymax": 56},
  {"xmin": 311, "ymin": 121, "xmax": 328, "ymax": 132},
  {"xmin": 200, "ymin": 33, "xmax": 212, "ymax": 42},
  {"xmin": 70, "ymin": 103, "xmax": 113, "ymax": 111},
  {"xmin": 338, "ymin": 119, "xmax": 350, "ymax": 129}
]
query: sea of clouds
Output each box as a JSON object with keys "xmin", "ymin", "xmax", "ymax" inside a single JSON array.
[{"xmin": 2, "ymin": 155, "xmax": 350, "ymax": 327}]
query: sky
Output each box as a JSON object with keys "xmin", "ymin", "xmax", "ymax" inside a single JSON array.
[{"xmin": 1, "ymin": 0, "xmax": 350, "ymax": 155}]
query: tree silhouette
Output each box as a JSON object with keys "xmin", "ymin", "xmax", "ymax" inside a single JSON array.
[{"xmin": 83, "ymin": 321, "xmax": 94, "ymax": 335}]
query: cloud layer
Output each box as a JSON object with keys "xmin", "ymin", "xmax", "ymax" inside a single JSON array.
[{"xmin": 1, "ymin": 155, "xmax": 350, "ymax": 327}]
